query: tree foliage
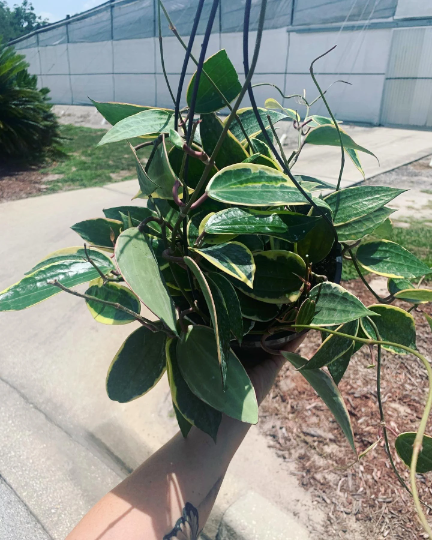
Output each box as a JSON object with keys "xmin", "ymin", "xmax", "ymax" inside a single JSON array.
[{"xmin": 0, "ymin": 0, "xmax": 48, "ymax": 43}]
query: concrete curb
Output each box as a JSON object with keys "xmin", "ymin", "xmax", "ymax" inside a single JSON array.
[{"xmin": 216, "ymin": 491, "xmax": 310, "ymax": 540}]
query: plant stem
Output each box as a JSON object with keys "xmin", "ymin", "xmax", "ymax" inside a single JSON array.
[
  {"xmin": 267, "ymin": 114, "xmax": 290, "ymax": 170},
  {"xmin": 294, "ymin": 325, "xmax": 432, "ymax": 537},
  {"xmin": 47, "ymin": 279, "xmax": 162, "ymax": 333},
  {"xmin": 159, "ymin": 0, "xmax": 253, "ymax": 148},
  {"xmin": 157, "ymin": 1, "xmax": 176, "ymax": 108},
  {"xmin": 309, "ymin": 47, "xmax": 345, "ymax": 191},
  {"xmin": 170, "ymin": 0, "xmax": 269, "ymax": 250},
  {"xmin": 349, "ymin": 249, "xmax": 394, "ymax": 304},
  {"xmin": 83, "ymin": 244, "xmax": 119, "ymax": 284}
]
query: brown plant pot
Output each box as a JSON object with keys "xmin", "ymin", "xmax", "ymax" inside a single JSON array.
[{"xmin": 232, "ymin": 243, "xmax": 343, "ymax": 367}]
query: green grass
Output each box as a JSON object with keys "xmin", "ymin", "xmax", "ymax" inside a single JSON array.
[
  {"xmin": 342, "ymin": 221, "xmax": 432, "ymax": 281},
  {"xmin": 39, "ymin": 124, "xmax": 150, "ymax": 193}
]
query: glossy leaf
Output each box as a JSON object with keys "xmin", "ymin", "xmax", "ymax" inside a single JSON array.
[
  {"xmin": 71, "ymin": 218, "xmax": 122, "ymax": 248},
  {"xmin": 207, "ymin": 272, "xmax": 244, "ymax": 343},
  {"xmin": 387, "ymin": 277, "xmax": 415, "ymax": 296},
  {"xmin": 204, "ymin": 207, "xmax": 320, "ymax": 242},
  {"xmin": 328, "ymin": 343, "xmax": 355, "ymax": 385},
  {"xmin": 169, "ymin": 128, "xmax": 184, "ymax": 149},
  {"xmin": 200, "ymin": 113, "xmax": 248, "ymax": 170},
  {"xmin": 129, "ymin": 143, "xmax": 159, "ymax": 197},
  {"xmin": 173, "ymin": 403, "xmax": 192, "ymax": 438},
  {"xmin": 305, "ymin": 125, "xmax": 377, "ymax": 159},
  {"xmin": 25, "ymin": 246, "xmax": 114, "ymax": 275},
  {"xmin": 206, "ymin": 163, "xmax": 314, "ymax": 207},
  {"xmin": 356, "ymin": 240, "xmax": 431, "ymax": 279},
  {"xmin": 98, "ymin": 109, "xmax": 174, "ymax": 146},
  {"xmin": 177, "ymin": 326, "xmax": 258, "ymax": 424},
  {"xmin": 90, "ymin": 99, "xmax": 166, "ymax": 125},
  {"xmin": 335, "ymin": 207, "xmax": 395, "ymax": 241},
  {"xmin": 192, "ymin": 242, "xmax": 255, "ymax": 288},
  {"xmin": 264, "ymin": 98, "xmax": 300, "ymax": 121},
  {"xmin": 146, "ymin": 134, "xmax": 178, "ymax": 199},
  {"xmin": 115, "ymin": 228, "xmax": 177, "ymax": 333},
  {"xmin": 294, "ymin": 175, "xmax": 335, "ymax": 191},
  {"xmin": 345, "ymin": 147, "xmax": 365, "ymax": 178},
  {"xmin": 297, "ymin": 217, "xmax": 334, "ymax": 264},
  {"xmin": 308, "ymin": 282, "xmax": 376, "ymax": 326},
  {"xmin": 296, "ymin": 298, "xmax": 316, "ymax": 326},
  {"xmin": 228, "ymin": 107, "xmax": 286, "ymax": 142},
  {"xmin": 183, "ymin": 257, "xmax": 230, "ymax": 382},
  {"xmin": 106, "ymin": 326, "xmax": 166, "ymax": 403},
  {"xmin": 232, "ymin": 250, "xmax": 305, "ymax": 305},
  {"xmin": 85, "ymin": 281, "xmax": 140, "ymax": 325},
  {"xmin": 187, "ymin": 49, "xmax": 241, "ymax": 114},
  {"xmin": 395, "ymin": 432, "xmax": 432, "ymax": 473},
  {"xmin": 0, "ymin": 256, "xmax": 114, "ymax": 312},
  {"xmin": 305, "ymin": 115, "xmax": 334, "ymax": 127},
  {"xmin": 243, "ymin": 152, "xmax": 280, "ymax": 170},
  {"xmin": 250, "ymin": 137, "xmax": 273, "ymax": 160},
  {"xmin": 236, "ymin": 289, "xmax": 279, "ymax": 321},
  {"xmin": 284, "ymin": 352, "xmax": 355, "ymax": 452},
  {"xmin": 373, "ymin": 218, "xmax": 393, "ymax": 239},
  {"xmin": 147, "ymin": 199, "xmax": 180, "ymax": 229},
  {"xmin": 361, "ymin": 304, "xmax": 416, "ymax": 354},
  {"xmin": 394, "ymin": 289, "xmax": 432, "ymax": 303},
  {"xmin": 303, "ymin": 320, "xmax": 359, "ymax": 370},
  {"xmin": 166, "ymin": 339, "xmax": 222, "ymax": 441},
  {"xmin": 324, "ymin": 186, "xmax": 404, "ymax": 225}
]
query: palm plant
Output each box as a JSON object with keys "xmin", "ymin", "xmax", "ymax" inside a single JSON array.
[{"xmin": 0, "ymin": 41, "xmax": 61, "ymax": 161}]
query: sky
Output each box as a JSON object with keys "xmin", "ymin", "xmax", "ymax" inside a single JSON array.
[{"xmin": 27, "ymin": 0, "xmax": 102, "ymax": 23}]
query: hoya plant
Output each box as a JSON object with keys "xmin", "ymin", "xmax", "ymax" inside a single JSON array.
[{"xmin": 1, "ymin": 0, "xmax": 432, "ymax": 534}]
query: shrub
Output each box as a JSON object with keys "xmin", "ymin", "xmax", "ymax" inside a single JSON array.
[{"xmin": 0, "ymin": 41, "xmax": 61, "ymax": 162}]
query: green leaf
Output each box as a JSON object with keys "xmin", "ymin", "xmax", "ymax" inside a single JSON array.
[
  {"xmin": 328, "ymin": 343, "xmax": 355, "ymax": 385},
  {"xmin": 372, "ymin": 217, "xmax": 393, "ymax": 239},
  {"xmin": 302, "ymin": 320, "xmax": 359, "ymax": 370},
  {"xmin": 345, "ymin": 147, "xmax": 365, "ymax": 178},
  {"xmin": 294, "ymin": 175, "xmax": 335, "ymax": 191},
  {"xmin": 192, "ymin": 242, "xmax": 255, "ymax": 288},
  {"xmin": 24, "ymin": 246, "xmax": 114, "ymax": 275},
  {"xmin": 90, "ymin": 99, "xmax": 154, "ymax": 125},
  {"xmin": 183, "ymin": 257, "xmax": 230, "ymax": 382},
  {"xmin": 231, "ymin": 250, "xmax": 305, "ymax": 305},
  {"xmin": 387, "ymin": 277, "xmax": 415, "ymax": 296},
  {"xmin": 361, "ymin": 304, "xmax": 416, "ymax": 354},
  {"xmin": 335, "ymin": 207, "xmax": 395, "ymax": 242},
  {"xmin": 169, "ymin": 128, "xmax": 184, "ymax": 149},
  {"xmin": 250, "ymin": 137, "xmax": 273, "ymax": 160},
  {"xmin": 98, "ymin": 109, "xmax": 174, "ymax": 146},
  {"xmin": 106, "ymin": 326, "xmax": 166, "ymax": 403},
  {"xmin": 173, "ymin": 403, "xmax": 192, "ymax": 438},
  {"xmin": 0, "ymin": 255, "xmax": 114, "ymax": 312},
  {"xmin": 166, "ymin": 338, "xmax": 222, "ymax": 441},
  {"xmin": 169, "ymin": 145, "xmax": 217, "ymax": 190},
  {"xmin": 236, "ymin": 289, "xmax": 279, "ymax": 321},
  {"xmin": 297, "ymin": 217, "xmax": 334, "ymax": 264},
  {"xmin": 309, "ymin": 282, "xmax": 376, "ymax": 326},
  {"xmin": 394, "ymin": 289, "xmax": 432, "ymax": 303},
  {"xmin": 235, "ymin": 235, "xmax": 264, "ymax": 253},
  {"xmin": 103, "ymin": 205, "xmax": 152, "ymax": 223},
  {"xmin": 296, "ymin": 298, "xmax": 316, "ymax": 326},
  {"xmin": 129, "ymin": 143, "xmax": 159, "ymax": 197},
  {"xmin": 206, "ymin": 163, "xmax": 314, "ymax": 207},
  {"xmin": 395, "ymin": 432, "xmax": 432, "ymax": 473},
  {"xmin": 283, "ymin": 352, "xmax": 355, "ymax": 452},
  {"xmin": 425, "ymin": 313, "xmax": 432, "ymax": 333},
  {"xmin": 200, "ymin": 113, "xmax": 248, "ymax": 170},
  {"xmin": 115, "ymin": 228, "xmax": 177, "ymax": 333},
  {"xmin": 264, "ymin": 98, "xmax": 300, "ymax": 121},
  {"xmin": 85, "ymin": 280, "xmax": 140, "ymax": 325},
  {"xmin": 305, "ymin": 115, "xmax": 334, "ymax": 127},
  {"xmin": 356, "ymin": 240, "xmax": 431, "ymax": 279},
  {"xmin": 71, "ymin": 218, "xmax": 122, "ymax": 249},
  {"xmin": 324, "ymin": 186, "xmax": 404, "ymax": 225},
  {"xmin": 207, "ymin": 272, "xmax": 244, "ymax": 343},
  {"xmin": 177, "ymin": 326, "xmax": 258, "ymax": 424},
  {"xmin": 305, "ymin": 125, "xmax": 377, "ymax": 159},
  {"xmin": 145, "ymin": 134, "xmax": 179, "ymax": 199},
  {"xmin": 186, "ymin": 49, "xmax": 241, "ymax": 114},
  {"xmin": 147, "ymin": 199, "xmax": 180, "ymax": 229},
  {"xmin": 204, "ymin": 208, "xmax": 320, "ymax": 243},
  {"xmin": 228, "ymin": 107, "xmax": 286, "ymax": 142},
  {"xmin": 242, "ymin": 152, "xmax": 280, "ymax": 170}
]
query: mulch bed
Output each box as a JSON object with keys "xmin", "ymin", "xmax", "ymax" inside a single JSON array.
[
  {"xmin": 261, "ymin": 278, "xmax": 432, "ymax": 539},
  {"xmin": 0, "ymin": 164, "xmax": 47, "ymax": 202}
]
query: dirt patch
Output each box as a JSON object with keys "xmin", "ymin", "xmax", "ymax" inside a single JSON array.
[
  {"xmin": 0, "ymin": 164, "xmax": 48, "ymax": 202},
  {"xmin": 261, "ymin": 278, "xmax": 432, "ymax": 539}
]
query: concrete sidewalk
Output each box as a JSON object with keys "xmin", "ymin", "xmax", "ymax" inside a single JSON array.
[{"xmin": 0, "ymin": 181, "xmax": 320, "ymax": 539}]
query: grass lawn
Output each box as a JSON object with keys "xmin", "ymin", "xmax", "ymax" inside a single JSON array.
[
  {"xmin": 342, "ymin": 220, "xmax": 432, "ymax": 281},
  {"xmin": 39, "ymin": 124, "xmax": 150, "ymax": 193}
]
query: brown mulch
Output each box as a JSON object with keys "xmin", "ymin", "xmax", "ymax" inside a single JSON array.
[
  {"xmin": 0, "ymin": 163, "xmax": 48, "ymax": 202},
  {"xmin": 261, "ymin": 278, "xmax": 432, "ymax": 540}
]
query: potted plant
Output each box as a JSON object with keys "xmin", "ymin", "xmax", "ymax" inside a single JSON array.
[{"xmin": 1, "ymin": 0, "xmax": 432, "ymax": 534}]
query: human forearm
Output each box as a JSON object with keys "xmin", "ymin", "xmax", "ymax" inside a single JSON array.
[{"xmin": 66, "ymin": 414, "xmax": 250, "ymax": 540}]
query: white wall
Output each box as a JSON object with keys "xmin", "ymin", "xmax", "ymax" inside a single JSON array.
[{"xmin": 395, "ymin": 0, "xmax": 432, "ymax": 19}]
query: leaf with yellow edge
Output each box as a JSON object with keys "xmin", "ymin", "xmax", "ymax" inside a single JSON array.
[{"xmin": 265, "ymin": 98, "xmax": 300, "ymax": 121}]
